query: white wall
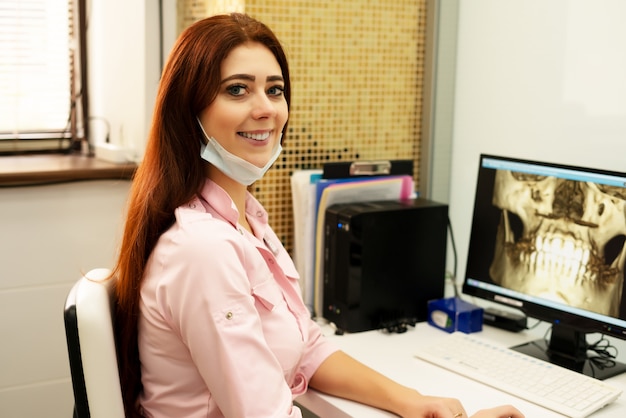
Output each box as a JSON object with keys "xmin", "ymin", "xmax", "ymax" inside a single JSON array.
[
  {"xmin": 87, "ymin": 0, "xmax": 176, "ymax": 159},
  {"xmin": 0, "ymin": 181, "xmax": 130, "ymax": 417},
  {"xmin": 421, "ymin": 0, "xmax": 459, "ymax": 204},
  {"xmin": 0, "ymin": 1, "xmax": 177, "ymax": 416},
  {"xmin": 447, "ymin": 0, "xmax": 626, "ymax": 281}
]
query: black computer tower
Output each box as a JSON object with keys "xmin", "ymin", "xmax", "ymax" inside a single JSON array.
[{"xmin": 323, "ymin": 198, "xmax": 448, "ymax": 333}]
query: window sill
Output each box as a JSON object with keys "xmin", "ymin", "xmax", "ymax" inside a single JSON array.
[{"xmin": 0, "ymin": 154, "xmax": 137, "ymax": 187}]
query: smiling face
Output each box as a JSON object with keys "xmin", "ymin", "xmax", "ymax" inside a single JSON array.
[{"xmin": 198, "ymin": 42, "xmax": 288, "ymax": 170}]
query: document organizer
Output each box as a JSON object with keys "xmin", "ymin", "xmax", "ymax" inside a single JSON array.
[{"xmin": 323, "ymin": 198, "xmax": 448, "ymax": 333}]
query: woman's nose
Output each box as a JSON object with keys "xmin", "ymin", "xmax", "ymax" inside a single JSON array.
[{"xmin": 251, "ymin": 93, "xmax": 278, "ymax": 119}]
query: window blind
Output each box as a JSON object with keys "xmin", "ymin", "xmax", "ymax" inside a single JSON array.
[{"xmin": 0, "ymin": 0, "xmax": 78, "ymax": 153}]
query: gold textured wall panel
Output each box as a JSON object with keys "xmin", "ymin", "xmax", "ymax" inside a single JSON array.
[{"xmin": 176, "ymin": 0, "xmax": 427, "ymax": 255}]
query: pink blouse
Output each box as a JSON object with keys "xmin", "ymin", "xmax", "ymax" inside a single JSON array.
[{"xmin": 138, "ymin": 179, "xmax": 338, "ymax": 417}]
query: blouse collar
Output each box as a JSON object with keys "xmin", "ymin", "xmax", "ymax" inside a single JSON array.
[{"xmin": 197, "ymin": 178, "xmax": 269, "ymax": 240}]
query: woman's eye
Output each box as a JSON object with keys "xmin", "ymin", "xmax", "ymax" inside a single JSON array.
[
  {"xmin": 267, "ymin": 85, "xmax": 284, "ymax": 96},
  {"xmin": 226, "ymin": 84, "xmax": 246, "ymax": 96}
]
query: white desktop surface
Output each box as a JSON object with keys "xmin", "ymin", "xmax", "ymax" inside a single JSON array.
[{"xmin": 296, "ymin": 322, "xmax": 626, "ymax": 417}]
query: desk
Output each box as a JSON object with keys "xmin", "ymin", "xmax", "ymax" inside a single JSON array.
[{"xmin": 296, "ymin": 322, "xmax": 626, "ymax": 417}]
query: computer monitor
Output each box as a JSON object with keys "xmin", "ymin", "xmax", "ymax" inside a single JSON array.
[{"xmin": 462, "ymin": 154, "xmax": 626, "ymax": 380}]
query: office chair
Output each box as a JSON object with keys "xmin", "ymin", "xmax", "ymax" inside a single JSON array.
[{"xmin": 64, "ymin": 268, "xmax": 125, "ymax": 418}]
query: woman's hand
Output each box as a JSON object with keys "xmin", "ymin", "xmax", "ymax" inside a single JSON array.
[
  {"xmin": 397, "ymin": 393, "xmax": 467, "ymax": 417},
  {"xmin": 470, "ymin": 405, "xmax": 525, "ymax": 418},
  {"xmin": 398, "ymin": 391, "xmax": 524, "ymax": 418}
]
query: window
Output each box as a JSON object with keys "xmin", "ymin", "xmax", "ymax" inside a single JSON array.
[{"xmin": 0, "ymin": 0, "xmax": 86, "ymax": 155}]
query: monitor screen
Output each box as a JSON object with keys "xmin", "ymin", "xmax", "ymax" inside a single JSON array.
[{"xmin": 463, "ymin": 154, "xmax": 626, "ymax": 379}]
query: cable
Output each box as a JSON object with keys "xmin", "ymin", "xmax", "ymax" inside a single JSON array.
[
  {"xmin": 524, "ymin": 317, "xmax": 542, "ymax": 330},
  {"xmin": 541, "ymin": 326, "xmax": 620, "ymax": 377},
  {"xmin": 587, "ymin": 334, "xmax": 619, "ymax": 366},
  {"xmin": 447, "ymin": 215, "xmax": 459, "ymax": 297},
  {"xmin": 380, "ymin": 317, "xmax": 417, "ymax": 334},
  {"xmin": 89, "ymin": 116, "xmax": 111, "ymax": 143}
]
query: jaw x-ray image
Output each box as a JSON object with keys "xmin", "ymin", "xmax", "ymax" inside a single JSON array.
[{"xmin": 488, "ymin": 170, "xmax": 626, "ymax": 317}]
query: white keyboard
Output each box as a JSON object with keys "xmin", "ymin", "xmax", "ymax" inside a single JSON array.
[{"xmin": 414, "ymin": 332, "xmax": 622, "ymax": 418}]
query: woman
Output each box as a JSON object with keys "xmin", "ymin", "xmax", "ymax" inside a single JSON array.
[{"xmin": 113, "ymin": 12, "xmax": 524, "ymax": 418}]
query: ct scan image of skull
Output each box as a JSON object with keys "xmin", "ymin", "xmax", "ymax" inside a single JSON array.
[{"xmin": 489, "ymin": 170, "xmax": 626, "ymax": 317}]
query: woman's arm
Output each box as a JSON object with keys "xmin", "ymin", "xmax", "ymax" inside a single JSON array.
[
  {"xmin": 309, "ymin": 350, "xmax": 524, "ymax": 418},
  {"xmin": 309, "ymin": 350, "xmax": 464, "ymax": 417}
]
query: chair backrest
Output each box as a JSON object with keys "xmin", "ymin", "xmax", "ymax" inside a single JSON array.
[{"xmin": 64, "ymin": 268, "xmax": 125, "ymax": 418}]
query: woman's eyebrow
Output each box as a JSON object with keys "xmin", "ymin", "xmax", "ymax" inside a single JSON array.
[
  {"xmin": 220, "ymin": 74, "xmax": 284, "ymax": 84},
  {"xmin": 221, "ymin": 74, "xmax": 255, "ymax": 84}
]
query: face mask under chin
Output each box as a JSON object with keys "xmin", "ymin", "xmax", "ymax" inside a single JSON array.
[{"xmin": 196, "ymin": 117, "xmax": 283, "ymax": 186}]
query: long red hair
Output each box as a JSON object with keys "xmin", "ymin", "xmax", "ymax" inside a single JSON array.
[{"xmin": 112, "ymin": 13, "xmax": 291, "ymax": 417}]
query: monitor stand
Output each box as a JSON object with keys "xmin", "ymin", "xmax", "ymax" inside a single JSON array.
[{"xmin": 510, "ymin": 324, "xmax": 626, "ymax": 380}]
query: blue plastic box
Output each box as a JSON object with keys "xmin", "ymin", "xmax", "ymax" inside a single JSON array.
[{"xmin": 427, "ymin": 297, "xmax": 484, "ymax": 333}]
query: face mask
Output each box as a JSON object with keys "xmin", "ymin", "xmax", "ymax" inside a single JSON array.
[{"xmin": 197, "ymin": 117, "xmax": 283, "ymax": 186}]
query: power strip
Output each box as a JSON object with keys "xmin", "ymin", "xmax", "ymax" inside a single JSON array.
[{"xmin": 95, "ymin": 143, "xmax": 129, "ymax": 163}]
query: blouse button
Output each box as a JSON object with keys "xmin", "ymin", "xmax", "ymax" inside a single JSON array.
[
  {"xmin": 225, "ymin": 311, "xmax": 233, "ymax": 320},
  {"xmin": 189, "ymin": 203, "xmax": 196, "ymax": 209},
  {"xmin": 256, "ymin": 211, "xmax": 263, "ymax": 217}
]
